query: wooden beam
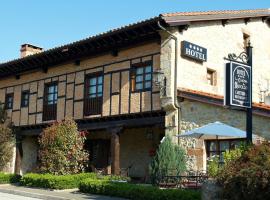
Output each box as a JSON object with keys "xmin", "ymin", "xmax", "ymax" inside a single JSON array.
[
  {"xmin": 109, "ymin": 127, "xmax": 122, "ymax": 175},
  {"xmin": 14, "ymin": 135, "xmax": 23, "ymax": 175}
]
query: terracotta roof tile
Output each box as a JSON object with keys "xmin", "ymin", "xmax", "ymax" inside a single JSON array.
[
  {"xmin": 162, "ymin": 8, "xmax": 270, "ymax": 17},
  {"xmin": 178, "ymin": 88, "xmax": 270, "ymax": 111}
]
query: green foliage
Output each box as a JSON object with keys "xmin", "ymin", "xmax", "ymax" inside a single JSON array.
[
  {"xmin": 218, "ymin": 142, "xmax": 270, "ymax": 200},
  {"xmin": 20, "ymin": 173, "xmax": 130, "ymax": 189},
  {"xmin": 207, "ymin": 143, "xmax": 248, "ymax": 178},
  {"xmin": 0, "ymin": 104, "xmax": 14, "ymax": 171},
  {"xmin": 149, "ymin": 136, "xmax": 186, "ymax": 184},
  {"xmin": 0, "ymin": 173, "xmax": 21, "ymax": 184},
  {"xmin": 207, "ymin": 156, "xmax": 220, "ymax": 178},
  {"xmin": 38, "ymin": 119, "xmax": 89, "ymax": 175},
  {"xmin": 79, "ymin": 178, "xmax": 201, "ymax": 200},
  {"xmin": 20, "ymin": 173, "xmax": 97, "ymax": 189}
]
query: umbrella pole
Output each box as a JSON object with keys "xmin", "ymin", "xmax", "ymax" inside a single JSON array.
[{"xmin": 216, "ymin": 135, "xmax": 220, "ymax": 166}]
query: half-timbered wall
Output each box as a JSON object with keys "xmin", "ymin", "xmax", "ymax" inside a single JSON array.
[{"xmin": 0, "ymin": 42, "xmax": 161, "ymax": 126}]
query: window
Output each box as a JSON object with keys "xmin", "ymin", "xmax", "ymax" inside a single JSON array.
[
  {"xmin": 84, "ymin": 73, "xmax": 103, "ymax": 116},
  {"xmin": 43, "ymin": 82, "xmax": 58, "ymax": 121},
  {"xmin": 206, "ymin": 139, "xmax": 244, "ymax": 162},
  {"xmin": 21, "ymin": 91, "xmax": 30, "ymax": 107},
  {"xmin": 131, "ymin": 62, "xmax": 152, "ymax": 92},
  {"xmin": 5, "ymin": 93, "xmax": 13, "ymax": 110},
  {"xmin": 243, "ymin": 33, "xmax": 250, "ymax": 49},
  {"xmin": 207, "ymin": 69, "xmax": 217, "ymax": 86}
]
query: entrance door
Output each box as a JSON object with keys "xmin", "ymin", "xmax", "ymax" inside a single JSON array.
[{"xmin": 86, "ymin": 139, "xmax": 110, "ymax": 169}]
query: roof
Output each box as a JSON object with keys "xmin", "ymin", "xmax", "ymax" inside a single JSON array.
[
  {"xmin": 161, "ymin": 8, "xmax": 270, "ymax": 26},
  {"xmin": 0, "ymin": 9, "xmax": 270, "ymax": 79},
  {"xmin": 178, "ymin": 88, "xmax": 270, "ymax": 118}
]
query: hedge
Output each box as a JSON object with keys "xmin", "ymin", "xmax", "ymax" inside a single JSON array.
[
  {"xmin": 20, "ymin": 173, "xmax": 130, "ymax": 190},
  {"xmin": 0, "ymin": 173, "xmax": 21, "ymax": 184},
  {"xmin": 79, "ymin": 179, "xmax": 201, "ymax": 200},
  {"xmin": 20, "ymin": 173, "xmax": 97, "ymax": 189}
]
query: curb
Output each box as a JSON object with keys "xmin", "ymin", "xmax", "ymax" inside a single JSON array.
[{"xmin": 0, "ymin": 188, "xmax": 70, "ymax": 200}]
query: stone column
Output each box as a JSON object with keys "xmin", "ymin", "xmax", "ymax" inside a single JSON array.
[
  {"xmin": 109, "ymin": 127, "xmax": 122, "ymax": 175},
  {"xmin": 14, "ymin": 134, "xmax": 23, "ymax": 175}
]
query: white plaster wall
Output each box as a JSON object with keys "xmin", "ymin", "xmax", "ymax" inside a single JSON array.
[{"xmin": 175, "ymin": 18, "xmax": 270, "ymax": 103}]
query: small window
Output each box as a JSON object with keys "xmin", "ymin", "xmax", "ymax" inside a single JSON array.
[
  {"xmin": 207, "ymin": 69, "xmax": 217, "ymax": 86},
  {"xmin": 43, "ymin": 82, "xmax": 58, "ymax": 121},
  {"xmin": 243, "ymin": 33, "xmax": 250, "ymax": 49},
  {"xmin": 84, "ymin": 73, "xmax": 103, "ymax": 116},
  {"xmin": 131, "ymin": 61, "xmax": 152, "ymax": 92},
  {"xmin": 5, "ymin": 93, "xmax": 13, "ymax": 110},
  {"xmin": 206, "ymin": 139, "xmax": 244, "ymax": 163},
  {"xmin": 21, "ymin": 91, "xmax": 30, "ymax": 107}
]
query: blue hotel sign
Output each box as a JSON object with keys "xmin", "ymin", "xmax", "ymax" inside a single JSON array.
[
  {"xmin": 181, "ymin": 41, "xmax": 207, "ymax": 62},
  {"xmin": 225, "ymin": 61, "xmax": 252, "ymax": 108}
]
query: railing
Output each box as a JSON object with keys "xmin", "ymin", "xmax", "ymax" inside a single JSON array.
[
  {"xmin": 43, "ymin": 104, "xmax": 57, "ymax": 121},
  {"xmin": 84, "ymin": 97, "xmax": 102, "ymax": 116},
  {"xmin": 158, "ymin": 171, "xmax": 208, "ymax": 189}
]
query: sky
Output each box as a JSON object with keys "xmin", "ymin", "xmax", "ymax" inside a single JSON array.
[{"xmin": 0, "ymin": 0, "xmax": 269, "ymax": 63}]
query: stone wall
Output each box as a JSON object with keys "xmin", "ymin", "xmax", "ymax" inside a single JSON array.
[{"xmin": 178, "ymin": 99, "xmax": 270, "ymax": 171}]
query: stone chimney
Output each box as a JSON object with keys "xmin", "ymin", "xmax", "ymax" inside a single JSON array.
[{"xmin": 20, "ymin": 44, "xmax": 43, "ymax": 58}]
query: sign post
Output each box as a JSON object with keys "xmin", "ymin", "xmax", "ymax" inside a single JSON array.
[{"xmin": 224, "ymin": 43, "xmax": 253, "ymax": 143}]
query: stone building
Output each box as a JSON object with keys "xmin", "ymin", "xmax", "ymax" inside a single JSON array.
[{"xmin": 0, "ymin": 9, "xmax": 270, "ymax": 177}]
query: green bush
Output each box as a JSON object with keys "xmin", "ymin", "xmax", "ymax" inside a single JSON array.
[
  {"xmin": 38, "ymin": 119, "xmax": 89, "ymax": 175},
  {"xmin": 207, "ymin": 143, "xmax": 248, "ymax": 178},
  {"xmin": 79, "ymin": 179, "xmax": 200, "ymax": 200},
  {"xmin": 0, "ymin": 104, "xmax": 15, "ymax": 171},
  {"xmin": 19, "ymin": 173, "xmax": 130, "ymax": 189},
  {"xmin": 20, "ymin": 173, "xmax": 97, "ymax": 189},
  {"xmin": 218, "ymin": 142, "xmax": 270, "ymax": 200},
  {"xmin": 0, "ymin": 173, "xmax": 21, "ymax": 184},
  {"xmin": 149, "ymin": 136, "xmax": 186, "ymax": 184}
]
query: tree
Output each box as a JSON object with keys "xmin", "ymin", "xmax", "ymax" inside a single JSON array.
[
  {"xmin": 149, "ymin": 136, "xmax": 186, "ymax": 184},
  {"xmin": 0, "ymin": 104, "xmax": 14, "ymax": 171},
  {"xmin": 38, "ymin": 119, "xmax": 89, "ymax": 175}
]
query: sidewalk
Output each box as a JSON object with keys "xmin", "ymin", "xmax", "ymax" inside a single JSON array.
[{"xmin": 0, "ymin": 184, "xmax": 127, "ymax": 200}]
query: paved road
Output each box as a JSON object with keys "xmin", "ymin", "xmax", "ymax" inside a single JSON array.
[{"xmin": 0, "ymin": 192, "xmax": 41, "ymax": 200}]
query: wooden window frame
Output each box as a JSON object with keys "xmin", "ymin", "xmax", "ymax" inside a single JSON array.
[
  {"xmin": 84, "ymin": 72, "xmax": 103, "ymax": 116},
  {"xmin": 131, "ymin": 61, "xmax": 152, "ymax": 93},
  {"xmin": 206, "ymin": 139, "xmax": 245, "ymax": 159},
  {"xmin": 43, "ymin": 82, "xmax": 58, "ymax": 121},
  {"xmin": 5, "ymin": 93, "xmax": 14, "ymax": 110},
  {"xmin": 21, "ymin": 90, "xmax": 30, "ymax": 107},
  {"xmin": 206, "ymin": 68, "xmax": 217, "ymax": 86}
]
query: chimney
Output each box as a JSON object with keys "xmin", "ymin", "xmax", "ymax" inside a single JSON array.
[{"xmin": 20, "ymin": 44, "xmax": 43, "ymax": 58}]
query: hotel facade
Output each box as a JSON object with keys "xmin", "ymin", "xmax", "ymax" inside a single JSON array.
[{"xmin": 1, "ymin": 9, "xmax": 270, "ymax": 178}]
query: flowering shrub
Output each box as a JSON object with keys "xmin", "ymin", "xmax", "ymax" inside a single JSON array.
[
  {"xmin": 218, "ymin": 142, "xmax": 270, "ymax": 200},
  {"xmin": 38, "ymin": 119, "xmax": 89, "ymax": 175}
]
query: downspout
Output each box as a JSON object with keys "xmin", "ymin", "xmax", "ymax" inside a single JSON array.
[{"xmin": 157, "ymin": 21, "xmax": 181, "ymax": 144}]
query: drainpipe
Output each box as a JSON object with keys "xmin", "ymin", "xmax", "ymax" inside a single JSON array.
[{"xmin": 157, "ymin": 21, "xmax": 181, "ymax": 144}]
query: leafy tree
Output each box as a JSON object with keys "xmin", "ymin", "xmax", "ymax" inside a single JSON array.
[
  {"xmin": 0, "ymin": 104, "xmax": 14, "ymax": 171},
  {"xmin": 38, "ymin": 119, "xmax": 89, "ymax": 175},
  {"xmin": 149, "ymin": 136, "xmax": 186, "ymax": 184}
]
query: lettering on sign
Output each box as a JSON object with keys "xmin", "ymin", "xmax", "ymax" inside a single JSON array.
[
  {"xmin": 181, "ymin": 41, "xmax": 207, "ymax": 62},
  {"xmin": 225, "ymin": 62, "xmax": 251, "ymax": 108}
]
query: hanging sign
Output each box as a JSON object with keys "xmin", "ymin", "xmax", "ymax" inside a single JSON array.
[
  {"xmin": 225, "ymin": 61, "xmax": 251, "ymax": 108},
  {"xmin": 181, "ymin": 41, "xmax": 207, "ymax": 62}
]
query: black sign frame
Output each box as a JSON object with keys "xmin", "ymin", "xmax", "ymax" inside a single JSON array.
[
  {"xmin": 181, "ymin": 41, "xmax": 207, "ymax": 62},
  {"xmin": 225, "ymin": 61, "xmax": 252, "ymax": 108}
]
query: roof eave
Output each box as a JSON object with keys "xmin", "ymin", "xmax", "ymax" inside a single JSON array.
[{"xmin": 162, "ymin": 13, "xmax": 270, "ymax": 26}]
